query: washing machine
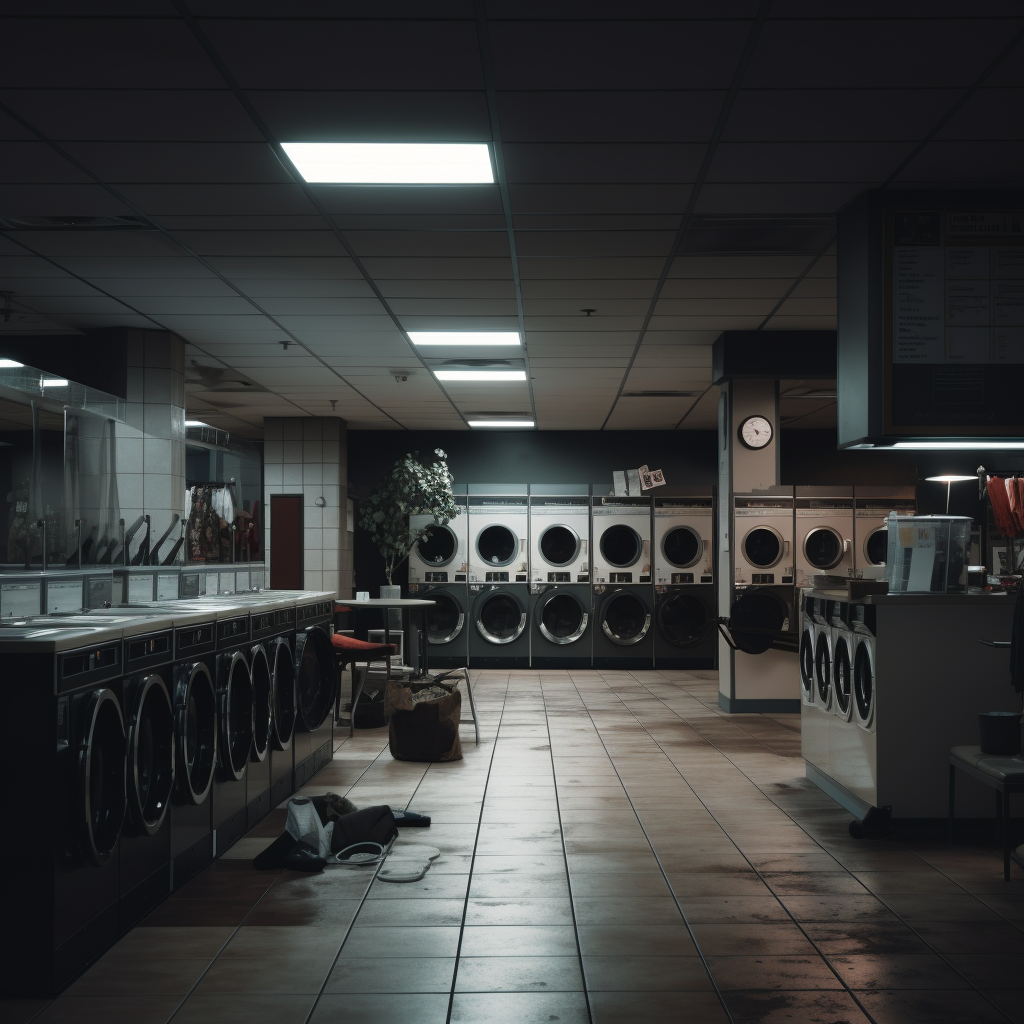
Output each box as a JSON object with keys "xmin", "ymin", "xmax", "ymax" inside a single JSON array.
[
  {"xmin": 530, "ymin": 584, "xmax": 592, "ymax": 668},
  {"xmin": 850, "ymin": 604, "xmax": 876, "ymax": 733},
  {"xmin": 591, "ymin": 496, "xmax": 652, "ymax": 585},
  {"xmin": 529, "ymin": 492, "xmax": 591, "ymax": 584},
  {"xmin": 653, "ymin": 494, "xmax": 716, "ymax": 669},
  {"xmin": 292, "ymin": 593, "xmax": 336, "ymax": 788},
  {"xmin": 592, "ymin": 583, "xmax": 655, "ymax": 669},
  {"xmin": 853, "ymin": 486, "xmax": 917, "ymax": 580},
  {"xmin": 468, "ymin": 492, "xmax": 529, "ymax": 585},
  {"xmin": 831, "ymin": 606, "xmax": 856, "ymax": 725},
  {"xmin": 409, "ymin": 495, "xmax": 469, "ymax": 586},
  {"xmin": 469, "ymin": 582, "xmax": 531, "ymax": 668},
  {"xmin": 799, "ymin": 593, "xmax": 816, "ymax": 708},
  {"xmin": 795, "ymin": 486, "xmax": 854, "ymax": 588},
  {"xmin": 407, "ymin": 580, "xmax": 469, "ymax": 669},
  {"xmin": 0, "ymin": 622, "xmax": 127, "ymax": 995}
]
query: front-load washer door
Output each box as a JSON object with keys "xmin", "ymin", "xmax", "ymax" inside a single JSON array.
[
  {"xmin": 270, "ymin": 638, "xmax": 296, "ymax": 751},
  {"xmin": 476, "ymin": 589, "xmax": 527, "ymax": 644},
  {"xmin": 539, "ymin": 525, "xmax": 581, "ymax": 567},
  {"xmin": 127, "ymin": 674, "xmax": 175, "ymax": 836},
  {"xmin": 814, "ymin": 631, "xmax": 833, "ymax": 709},
  {"xmin": 832, "ymin": 633, "xmax": 853, "ymax": 720},
  {"xmin": 742, "ymin": 527, "xmax": 784, "ymax": 569},
  {"xmin": 175, "ymin": 662, "xmax": 217, "ymax": 805},
  {"xmin": 657, "ymin": 592, "xmax": 710, "ymax": 649},
  {"xmin": 853, "ymin": 638, "xmax": 875, "ymax": 729},
  {"xmin": 425, "ymin": 591, "xmax": 466, "ymax": 645},
  {"xmin": 804, "ymin": 527, "xmax": 845, "ymax": 571},
  {"xmin": 294, "ymin": 626, "xmax": 336, "ymax": 732},
  {"xmin": 600, "ymin": 524, "xmax": 642, "ymax": 569},
  {"xmin": 800, "ymin": 625, "xmax": 815, "ymax": 703},
  {"xmin": 77, "ymin": 688, "xmax": 126, "ymax": 866},
  {"xmin": 218, "ymin": 650, "xmax": 253, "ymax": 781},
  {"xmin": 601, "ymin": 591, "xmax": 652, "ymax": 645},
  {"xmin": 729, "ymin": 589, "xmax": 788, "ymax": 654},
  {"xmin": 662, "ymin": 527, "xmax": 702, "ymax": 569},
  {"xmin": 863, "ymin": 527, "xmax": 888, "ymax": 568},
  {"xmin": 477, "ymin": 525, "xmax": 518, "ymax": 567},
  {"xmin": 537, "ymin": 590, "xmax": 589, "ymax": 645},
  {"xmin": 249, "ymin": 644, "xmax": 272, "ymax": 763},
  {"xmin": 417, "ymin": 524, "xmax": 458, "ymax": 567}
]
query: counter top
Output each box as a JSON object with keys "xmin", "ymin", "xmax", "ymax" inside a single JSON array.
[{"xmin": 804, "ymin": 586, "xmax": 1011, "ymax": 606}]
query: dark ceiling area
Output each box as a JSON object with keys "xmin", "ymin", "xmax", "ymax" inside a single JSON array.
[{"xmin": 0, "ymin": 3, "xmax": 1021, "ymax": 434}]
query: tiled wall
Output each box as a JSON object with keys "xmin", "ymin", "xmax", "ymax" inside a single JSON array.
[{"xmin": 263, "ymin": 417, "xmax": 352, "ymax": 597}]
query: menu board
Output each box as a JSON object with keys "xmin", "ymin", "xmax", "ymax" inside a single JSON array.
[{"xmin": 885, "ymin": 207, "xmax": 1024, "ymax": 433}]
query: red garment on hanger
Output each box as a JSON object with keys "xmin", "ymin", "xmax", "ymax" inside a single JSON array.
[
  {"xmin": 989, "ymin": 477, "xmax": 1017, "ymax": 538},
  {"xmin": 1009, "ymin": 478, "xmax": 1024, "ymax": 535}
]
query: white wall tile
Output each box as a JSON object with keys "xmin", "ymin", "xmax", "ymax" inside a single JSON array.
[
  {"xmin": 303, "ymin": 548, "xmax": 322, "ymax": 571},
  {"xmin": 119, "ymin": 473, "xmax": 143, "ymax": 508},
  {"xmin": 322, "ymin": 548, "xmax": 339, "ymax": 571},
  {"xmin": 144, "ymin": 475, "xmax": 172, "ymax": 510},
  {"xmin": 144, "ymin": 404, "xmax": 172, "ymax": 439},
  {"xmin": 264, "ymin": 419, "xmax": 283, "ymax": 441},
  {"xmin": 322, "ymin": 419, "xmax": 340, "ymax": 440},
  {"xmin": 282, "ymin": 419, "xmax": 302, "ymax": 441},
  {"xmin": 304, "ymin": 528, "xmax": 323, "ymax": 550},
  {"xmin": 144, "ymin": 437, "xmax": 172, "ymax": 474},
  {"xmin": 144, "ymin": 368, "xmax": 172, "ymax": 404},
  {"xmin": 302, "ymin": 419, "xmax": 322, "ymax": 441},
  {"xmin": 322, "ymin": 505, "xmax": 340, "ymax": 529},
  {"xmin": 264, "ymin": 440, "xmax": 282, "ymax": 464},
  {"xmin": 322, "ymin": 463, "xmax": 339, "ymax": 485},
  {"xmin": 302, "ymin": 463, "xmax": 322, "ymax": 486},
  {"xmin": 282, "ymin": 465, "xmax": 302, "ymax": 487},
  {"xmin": 116, "ymin": 436, "xmax": 143, "ymax": 469},
  {"xmin": 304, "ymin": 570, "xmax": 323, "ymax": 590},
  {"xmin": 282, "ymin": 440, "xmax": 302, "ymax": 463},
  {"xmin": 303, "ymin": 506, "xmax": 322, "ymax": 529},
  {"xmin": 302, "ymin": 440, "xmax": 322, "ymax": 463},
  {"xmin": 264, "ymin": 464, "xmax": 283, "ymax": 486}
]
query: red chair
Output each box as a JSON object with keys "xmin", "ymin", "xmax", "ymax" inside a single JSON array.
[{"xmin": 331, "ymin": 632, "xmax": 396, "ymax": 737}]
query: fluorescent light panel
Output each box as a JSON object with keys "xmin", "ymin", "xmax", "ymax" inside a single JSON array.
[
  {"xmin": 282, "ymin": 143, "xmax": 493, "ymax": 184},
  {"xmin": 0, "ymin": 359, "xmax": 24, "ymax": 368},
  {"xmin": 185, "ymin": 420, "xmax": 210, "ymax": 428},
  {"xmin": 409, "ymin": 331, "xmax": 520, "ymax": 347},
  {"xmin": 893, "ymin": 441, "xmax": 1024, "ymax": 449},
  {"xmin": 468, "ymin": 420, "xmax": 535, "ymax": 428},
  {"xmin": 40, "ymin": 378, "xmax": 68, "ymax": 387},
  {"xmin": 433, "ymin": 370, "xmax": 527, "ymax": 382}
]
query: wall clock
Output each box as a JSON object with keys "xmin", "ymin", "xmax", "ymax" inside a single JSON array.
[{"xmin": 738, "ymin": 415, "xmax": 773, "ymax": 450}]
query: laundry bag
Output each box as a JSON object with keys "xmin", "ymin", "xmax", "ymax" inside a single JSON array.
[{"xmin": 385, "ymin": 678, "xmax": 463, "ymax": 762}]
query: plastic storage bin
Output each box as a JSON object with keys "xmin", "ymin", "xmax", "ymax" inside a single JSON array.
[{"xmin": 886, "ymin": 514, "xmax": 971, "ymax": 594}]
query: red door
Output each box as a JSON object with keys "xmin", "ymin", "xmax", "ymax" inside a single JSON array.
[{"xmin": 270, "ymin": 494, "xmax": 304, "ymax": 590}]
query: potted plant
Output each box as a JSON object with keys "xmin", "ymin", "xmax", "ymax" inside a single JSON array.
[{"xmin": 359, "ymin": 448, "xmax": 458, "ymax": 596}]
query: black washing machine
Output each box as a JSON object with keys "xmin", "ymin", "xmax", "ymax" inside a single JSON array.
[
  {"xmin": 292, "ymin": 596, "xmax": 336, "ymax": 788},
  {"xmin": 529, "ymin": 583, "xmax": 592, "ymax": 668},
  {"xmin": 212, "ymin": 611, "xmax": 254, "ymax": 854},
  {"xmin": 268, "ymin": 610, "xmax": 297, "ymax": 807},
  {"xmin": 726, "ymin": 585, "xmax": 797, "ymax": 655},
  {"xmin": 592, "ymin": 585, "xmax": 655, "ymax": 668},
  {"xmin": 0, "ymin": 623, "xmax": 127, "ymax": 995},
  {"xmin": 653, "ymin": 585, "xmax": 716, "ymax": 669},
  {"xmin": 469, "ymin": 583, "xmax": 530, "ymax": 668},
  {"xmin": 407, "ymin": 581, "xmax": 469, "ymax": 669}
]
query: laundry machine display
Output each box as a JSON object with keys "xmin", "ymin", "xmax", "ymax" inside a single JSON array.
[
  {"xmin": 293, "ymin": 595, "xmax": 336, "ymax": 788},
  {"xmin": 409, "ymin": 495, "xmax": 468, "ymax": 585},
  {"xmin": 592, "ymin": 584, "xmax": 654, "ymax": 668},
  {"xmin": 530, "ymin": 583, "xmax": 592, "ymax": 668},
  {"xmin": 733, "ymin": 490, "xmax": 794, "ymax": 587},
  {"xmin": 592, "ymin": 496, "xmax": 651, "ymax": 584},
  {"xmin": 407, "ymin": 581, "xmax": 469, "ymax": 669},
  {"xmin": 468, "ymin": 493, "xmax": 529, "ymax": 584},
  {"xmin": 853, "ymin": 487, "xmax": 917, "ymax": 579},
  {"xmin": 530, "ymin": 494, "xmax": 590, "ymax": 583},
  {"xmin": 794, "ymin": 486, "xmax": 854, "ymax": 588},
  {"xmin": 469, "ymin": 582, "xmax": 530, "ymax": 667}
]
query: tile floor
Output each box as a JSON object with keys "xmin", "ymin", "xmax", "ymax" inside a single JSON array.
[{"xmin": 8, "ymin": 668, "xmax": 1024, "ymax": 1024}]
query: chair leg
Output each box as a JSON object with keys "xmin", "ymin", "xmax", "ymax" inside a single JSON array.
[
  {"xmin": 464, "ymin": 672, "xmax": 480, "ymax": 745},
  {"xmin": 1004, "ymin": 787, "xmax": 1012, "ymax": 882},
  {"xmin": 351, "ymin": 662, "xmax": 366, "ymax": 739},
  {"xmin": 948, "ymin": 764, "xmax": 956, "ymax": 844}
]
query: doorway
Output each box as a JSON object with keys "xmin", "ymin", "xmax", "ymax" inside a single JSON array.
[{"xmin": 270, "ymin": 494, "xmax": 303, "ymax": 590}]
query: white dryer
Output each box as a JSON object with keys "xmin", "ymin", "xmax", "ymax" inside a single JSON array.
[
  {"xmin": 529, "ymin": 492, "xmax": 590, "ymax": 583},
  {"xmin": 468, "ymin": 492, "xmax": 529, "ymax": 585},
  {"xmin": 853, "ymin": 486, "xmax": 917, "ymax": 580},
  {"xmin": 409, "ymin": 495, "xmax": 468, "ymax": 585},
  {"xmin": 733, "ymin": 490, "xmax": 794, "ymax": 587},
  {"xmin": 591, "ymin": 496, "xmax": 651, "ymax": 585},
  {"xmin": 654, "ymin": 494, "xmax": 714, "ymax": 585},
  {"xmin": 795, "ymin": 486, "xmax": 854, "ymax": 588}
]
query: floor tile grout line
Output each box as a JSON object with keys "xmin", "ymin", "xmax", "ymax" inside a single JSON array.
[
  {"xmin": 558, "ymin": 674, "xmax": 739, "ymax": 1024},
  {"xmin": 538, "ymin": 677, "xmax": 595, "ymax": 1024},
  {"xmin": 444, "ymin": 672, "xmax": 512, "ymax": 1024},
  {"xmin": 614, "ymin": 670, "xmax": 1017, "ymax": 1023}
]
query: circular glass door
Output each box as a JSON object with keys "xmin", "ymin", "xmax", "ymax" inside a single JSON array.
[
  {"xmin": 417, "ymin": 525, "xmax": 457, "ymax": 566},
  {"xmin": 127, "ymin": 675, "xmax": 174, "ymax": 836},
  {"xmin": 426, "ymin": 592, "xmax": 465, "ymax": 645},
  {"xmin": 854, "ymin": 640, "xmax": 874, "ymax": 724},
  {"xmin": 814, "ymin": 632, "xmax": 832, "ymax": 705},
  {"xmin": 271, "ymin": 638, "xmax": 296, "ymax": 751},
  {"xmin": 78, "ymin": 688, "xmax": 126, "ymax": 866},
  {"xmin": 743, "ymin": 527, "xmax": 783, "ymax": 569},
  {"xmin": 601, "ymin": 591, "xmax": 651, "ymax": 645},
  {"xmin": 175, "ymin": 662, "xmax": 216, "ymax": 805},
  {"xmin": 800, "ymin": 628, "xmax": 814, "ymax": 698},
  {"xmin": 833, "ymin": 635, "xmax": 852, "ymax": 717},
  {"xmin": 729, "ymin": 590, "xmax": 787, "ymax": 654},
  {"xmin": 539, "ymin": 525, "xmax": 580, "ymax": 566},
  {"xmin": 250, "ymin": 645, "xmax": 272, "ymax": 763},
  {"xmin": 663, "ymin": 527, "xmax": 701, "ymax": 568},
  {"xmin": 538, "ymin": 592, "xmax": 588, "ymax": 645},
  {"xmin": 657, "ymin": 593, "xmax": 709, "ymax": 648},
  {"xmin": 864, "ymin": 527, "xmax": 888, "ymax": 566},
  {"xmin": 295, "ymin": 627, "xmax": 335, "ymax": 732},
  {"xmin": 477, "ymin": 525, "xmax": 517, "ymax": 566},
  {"xmin": 600, "ymin": 524, "xmax": 642, "ymax": 568},
  {"xmin": 476, "ymin": 591, "xmax": 527, "ymax": 644},
  {"xmin": 804, "ymin": 527, "xmax": 844, "ymax": 570},
  {"xmin": 219, "ymin": 651, "xmax": 253, "ymax": 780}
]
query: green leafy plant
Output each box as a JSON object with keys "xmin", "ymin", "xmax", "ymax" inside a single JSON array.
[{"xmin": 359, "ymin": 448, "xmax": 458, "ymax": 585}]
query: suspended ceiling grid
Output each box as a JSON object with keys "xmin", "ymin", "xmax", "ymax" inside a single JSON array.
[{"xmin": 0, "ymin": 4, "xmax": 1021, "ymax": 435}]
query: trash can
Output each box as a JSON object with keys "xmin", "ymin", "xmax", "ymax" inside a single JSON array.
[
  {"xmin": 385, "ymin": 678, "xmax": 463, "ymax": 762},
  {"xmin": 979, "ymin": 711, "xmax": 1022, "ymax": 755}
]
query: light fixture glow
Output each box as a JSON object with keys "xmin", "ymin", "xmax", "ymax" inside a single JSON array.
[
  {"xmin": 468, "ymin": 420, "xmax": 535, "ymax": 428},
  {"xmin": 433, "ymin": 370, "xmax": 527, "ymax": 382},
  {"xmin": 281, "ymin": 143, "xmax": 494, "ymax": 184},
  {"xmin": 925, "ymin": 475, "xmax": 978, "ymax": 483},
  {"xmin": 0, "ymin": 359, "xmax": 24, "ymax": 368},
  {"xmin": 40, "ymin": 378, "xmax": 68, "ymax": 387},
  {"xmin": 894, "ymin": 441, "xmax": 1024, "ymax": 450},
  {"xmin": 409, "ymin": 332, "xmax": 520, "ymax": 347},
  {"xmin": 185, "ymin": 420, "xmax": 210, "ymax": 428}
]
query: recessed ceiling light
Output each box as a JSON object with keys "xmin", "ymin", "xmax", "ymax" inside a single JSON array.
[
  {"xmin": 281, "ymin": 143, "xmax": 494, "ymax": 184},
  {"xmin": 433, "ymin": 370, "xmax": 527, "ymax": 382},
  {"xmin": 409, "ymin": 331, "xmax": 520, "ymax": 347},
  {"xmin": 185, "ymin": 419, "xmax": 210, "ymax": 428},
  {"xmin": 468, "ymin": 420, "xmax": 535, "ymax": 428},
  {"xmin": 40, "ymin": 378, "xmax": 68, "ymax": 387},
  {"xmin": 0, "ymin": 359, "xmax": 24, "ymax": 368},
  {"xmin": 893, "ymin": 441, "xmax": 1024, "ymax": 450}
]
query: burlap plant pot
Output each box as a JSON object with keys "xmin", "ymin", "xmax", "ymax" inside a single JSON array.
[{"xmin": 385, "ymin": 678, "xmax": 463, "ymax": 762}]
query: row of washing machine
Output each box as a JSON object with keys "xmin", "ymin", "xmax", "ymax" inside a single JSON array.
[
  {"xmin": 0, "ymin": 589, "xmax": 337, "ymax": 996},
  {"xmin": 406, "ymin": 492, "xmax": 717, "ymax": 669}
]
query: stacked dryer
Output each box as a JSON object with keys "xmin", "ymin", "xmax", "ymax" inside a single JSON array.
[
  {"xmin": 795, "ymin": 486, "xmax": 855, "ymax": 588},
  {"xmin": 591, "ymin": 496, "xmax": 654, "ymax": 668},
  {"xmin": 407, "ymin": 494, "xmax": 470, "ymax": 668},
  {"xmin": 653, "ymin": 493, "xmax": 716, "ymax": 669},
  {"xmin": 529, "ymin": 489, "xmax": 593, "ymax": 668},
  {"xmin": 468, "ymin": 489, "xmax": 530, "ymax": 668},
  {"xmin": 853, "ymin": 486, "xmax": 917, "ymax": 579}
]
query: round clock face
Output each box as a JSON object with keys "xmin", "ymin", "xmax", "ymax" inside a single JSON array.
[{"xmin": 739, "ymin": 415, "xmax": 773, "ymax": 450}]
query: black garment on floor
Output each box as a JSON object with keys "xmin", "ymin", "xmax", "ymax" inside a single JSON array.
[
  {"xmin": 253, "ymin": 832, "xmax": 298, "ymax": 870},
  {"xmin": 330, "ymin": 805, "xmax": 398, "ymax": 852}
]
